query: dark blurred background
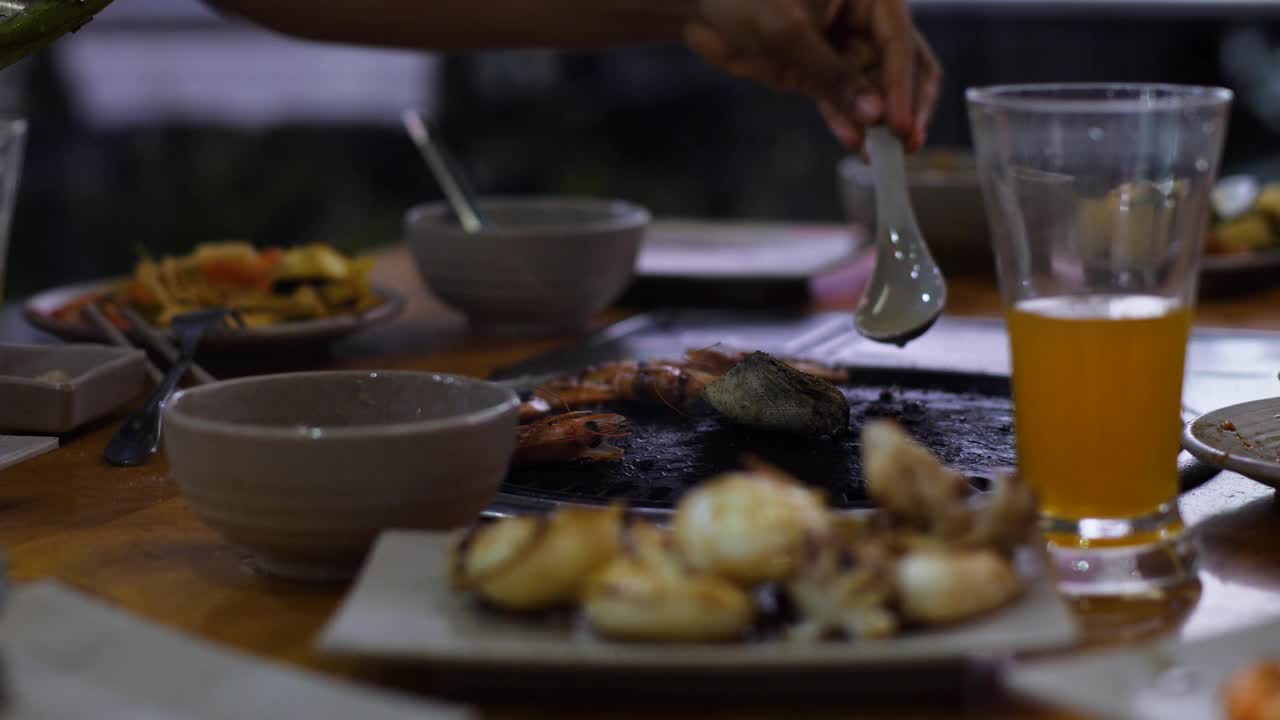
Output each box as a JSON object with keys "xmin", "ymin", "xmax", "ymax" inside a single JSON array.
[{"xmin": 3, "ymin": 0, "xmax": 1279, "ymax": 297}]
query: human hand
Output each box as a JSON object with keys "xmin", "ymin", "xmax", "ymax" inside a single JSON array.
[{"xmin": 684, "ymin": 0, "xmax": 940, "ymax": 151}]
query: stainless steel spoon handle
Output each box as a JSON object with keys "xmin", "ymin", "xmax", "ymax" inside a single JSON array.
[{"xmin": 401, "ymin": 109, "xmax": 488, "ymax": 234}]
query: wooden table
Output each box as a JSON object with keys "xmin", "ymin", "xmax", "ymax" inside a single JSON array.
[{"xmin": 6, "ymin": 246, "xmax": 1280, "ymax": 719}]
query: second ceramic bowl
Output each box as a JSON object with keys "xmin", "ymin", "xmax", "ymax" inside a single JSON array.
[{"xmin": 405, "ymin": 196, "xmax": 649, "ymax": 334}]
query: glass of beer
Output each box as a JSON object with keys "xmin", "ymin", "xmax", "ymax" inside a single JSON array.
[{"xmin": 966, "ymin": 84, "xmax": 1231, "ymax": 595}]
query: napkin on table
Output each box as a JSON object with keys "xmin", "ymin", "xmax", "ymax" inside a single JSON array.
[{"xmin": 0, "ymin": 580, "xmax": 472, "ymax": 720}]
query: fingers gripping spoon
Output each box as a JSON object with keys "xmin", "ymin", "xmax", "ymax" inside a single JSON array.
[{"xmin": 854, "ymin": 126, "xmax": 947, "ymax": 346}]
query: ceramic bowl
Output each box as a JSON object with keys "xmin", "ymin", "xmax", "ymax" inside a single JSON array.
[
  {"xmin": 163, "ymin": 371, "xmax": 519, "ymax": 581},
  {"xmin": 838, "ymin": 149, "xmax": 992, "ymax": 273},
  {"xmin": 405, "ymin": 196, "xmax": 649, "ymax": 334}
]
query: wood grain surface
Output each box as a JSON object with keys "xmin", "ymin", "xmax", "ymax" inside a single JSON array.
[{"xmin": 5, "ymin": 244, "xmax": 1280, "ymax": 719}]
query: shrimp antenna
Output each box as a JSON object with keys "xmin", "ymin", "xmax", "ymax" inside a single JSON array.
[
  {"xmin": 533, "ymin": 386, "xmax": 573, "ymax": 414},
  {"xmin": 651, "ymin": 381, "xmax": 693, "ymax": 419}
]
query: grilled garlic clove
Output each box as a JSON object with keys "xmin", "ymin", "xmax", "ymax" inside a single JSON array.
[
  {"xmin": 893, "ymin": 546, "xmax": 1022, "ymax": 624},
  {"xmin": 625, "ymin": 518, "xmax": 677, "ymax": 557},
  {"xmin": 449, "ymin": 514, "xmax": 544, "ymax": 590},
  {"xmin": 861, "ymin": 419, "xmax": 974, "ymax": 539},
  {"xmin": 784, "ymin": 524, "xmax": 899, "ymax": 643},
  {"xmin": 674, "ymin": 468, "xmax": 830, "ymax": 585},
  {"xmin": 959, "ymin": 470, "xmax": 1039, "ymax": 555},
  {"xmin": 453, "ymin": 505, "xmax": 625, "ymax": 611},
  {"xmin": 584, "ymin": 525, "xmax": 754, "ymax": 642}
]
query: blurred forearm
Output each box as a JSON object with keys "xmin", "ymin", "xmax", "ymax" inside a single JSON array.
[{"xmin": 205, "ymin": 0, "xmax": 697, "ymax": 49}]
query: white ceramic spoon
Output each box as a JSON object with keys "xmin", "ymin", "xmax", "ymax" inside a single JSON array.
[{"xmin": 854, "ymin": 126, "xmax": 947, "ymax": 346}]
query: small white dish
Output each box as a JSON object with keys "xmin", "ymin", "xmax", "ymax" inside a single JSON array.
[
  {"xmin": 0, "ymin": 343, "xmax": 147, "ymax": 433},
  {"xmin": 1181, "ymin": 397, "xmax": 1280, "ymax": 487}
]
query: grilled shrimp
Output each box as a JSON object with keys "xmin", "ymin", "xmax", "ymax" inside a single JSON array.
[
  {"xmin": 683, "ymin": 347, "xmax": 849, "ymax": 384},
  {"xmin": 1223, "ymin": 660, "xmax": 1280, "ymax": 720},
  {"xmin": 512, "ymin": 411, "xmax": 629, "ymax": 466},
  {"xmin": 673, "ymin": 461, "xmax": 830, "ymax": 585},
  {"xmin": 451, "ymin": 505, "xmax": 625, "ymax": 611},
  {"xmin": 540, "ymin": 360, "xmax": 716, "ymax": 411},
  {"xmin": 534, "ymin": 350, "xmax": 844, "ymax": 414},
  {"xmin": 584, "ymin": 520, "xmax": 754, "ymax": 642}
]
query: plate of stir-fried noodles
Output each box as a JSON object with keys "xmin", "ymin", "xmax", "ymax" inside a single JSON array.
[{"xmin": 23, "ymin": 242, "xmax": 405, "ymax": 348}]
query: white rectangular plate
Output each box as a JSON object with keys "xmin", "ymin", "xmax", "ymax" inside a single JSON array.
[
  {"xmin": 317, "ymin": 530, "xmax": 1078, "ymax": 678},
  {"xmin": 635, "ymin": 220, "xmax": 857, "ymax": 279},
  {"xmin": 1006, "ymin": 618, "xmax": 1280, "ymax": 720},
  {"xmin": 0, "ymin": 436, "xmax": 57, "ymax": 472},
  {"xmin": 0, "ymin": 580, "xmax": 472, "ymax": 720}
]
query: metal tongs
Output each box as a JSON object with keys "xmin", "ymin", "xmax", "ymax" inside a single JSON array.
[{"xmin": 83, "ymin": 307, "xmax": 242, "ymax": 467}]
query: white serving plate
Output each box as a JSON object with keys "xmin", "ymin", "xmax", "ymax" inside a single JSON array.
[{"xmin": 317, "ymin": 530, "xmax": 1078, "ymax": 689}]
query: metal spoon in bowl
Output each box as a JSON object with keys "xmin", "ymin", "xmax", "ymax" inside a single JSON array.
[
  {"xmin": 854, "ymin": 126, "xmax": 947, "ymax": 346},
  {"xmin": 400, "ymin": 108, "xmax": 489, "ymax": 233}
]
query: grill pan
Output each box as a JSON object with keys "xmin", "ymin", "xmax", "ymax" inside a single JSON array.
[
  {"xmin": 501, "ymin": 368, "xmax": 1013, "ymax": 511},
  {"xmin": 487, "ymin": 310, "xmax": 1219, "ymax": 517}
]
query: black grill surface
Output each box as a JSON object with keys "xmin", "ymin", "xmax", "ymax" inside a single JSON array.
[
  {"xmin": 502, "ymin": 368, "xmax": 1015, "ymax": 510},
  {"xmin": 490, "ymin": 311, "xmax": 1218, "ymax": 514}
]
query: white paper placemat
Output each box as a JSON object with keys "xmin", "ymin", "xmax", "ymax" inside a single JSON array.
[
  {"xmin": 0, "ymin": 437, "xmax": 57, "ymax": 473},
  {"xmin": 636, "ymin": 220, "xmax": 857, "ymax": 279},
  {"xmin": 318, "ymin": 530, "xmax": 1078, "ymax": 675},
  {"xmin": 0, "ymin": 580, "xmax": 472, "ymax": 720}
]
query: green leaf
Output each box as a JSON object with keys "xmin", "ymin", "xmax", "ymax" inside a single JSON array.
[{"xmin": 0, "ymin": 0, "xmax": 117, "ymax": 71}]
